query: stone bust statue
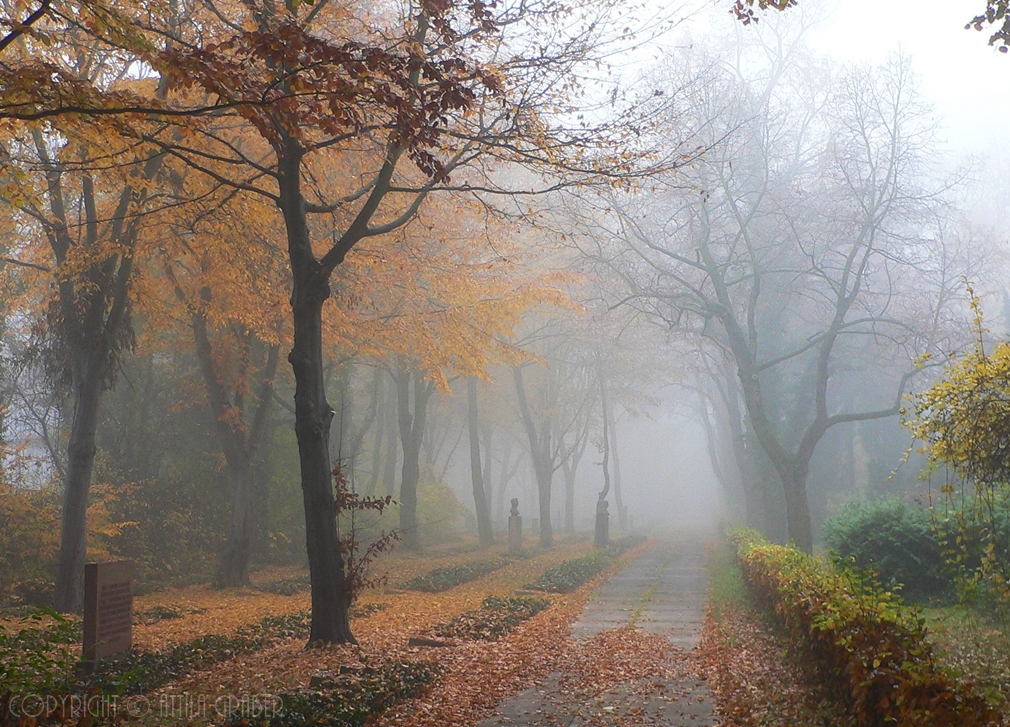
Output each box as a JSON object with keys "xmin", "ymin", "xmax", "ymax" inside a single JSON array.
[{"xmin": 510, "ymin": 498, "xmax": 520, "ymax": 517}]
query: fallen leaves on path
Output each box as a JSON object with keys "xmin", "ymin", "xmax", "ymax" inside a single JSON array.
[
  {"xmin": 134, "ymin": 538, "xmax": 631, "ymax": 725},
  {"xmin": 697, "ymin": 603, "xmax": 856, "ymax": 727}
]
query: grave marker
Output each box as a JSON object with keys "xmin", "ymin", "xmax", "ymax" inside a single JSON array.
[{"xmin": 82, "ymin": 560, "xmax": 134, "ymax": 671}]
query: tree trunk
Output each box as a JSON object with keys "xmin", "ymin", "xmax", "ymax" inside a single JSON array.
[
  {"xmin": 562, "ymin": 458, "xmax": 577, "ymax": 533},
  {"xmin": 279, "ymin": 137, "xmax": 353, "ymax": 645},
  {"xmin": 219, "ymin": 454, "xmax": 254, "ymax": 587},
  {"xmin": 778, "ymin": 459, "xmax": 813, "ymax": 553},
  {"xmin": 396, "ymin": 369, "xmax": 431, "ymax": 551},
  {"xmin": 185, "ymin": 284, "xmax": 278, "ymax": 588},
  {"xmin": 467, "ymin": 378, "xmax": 493, "ymax": 546},
  {"xmin": 366, "ymin": 368, "xmax": 385, "ymax": 497},
  {"xmin": 606, "ymin": 398, "xmax": 626, "ymax": 530},
  {"xmin": 53, "ymin": 364, "xmax": 103, "ymax": 612},
  {"xmin": 534, "ymin": 458, "xmax": 554, "ymax": 548},
  {"xmin": 382, "ymin": 390, "xmax": 399, "ymax": 498},
  {"xmin": 480, "ymin": 421, "xmax": 495, "ymax": 526},
  {"xmin": 513, "ymin": 366, "xmax": 554, "ymax": 548}
]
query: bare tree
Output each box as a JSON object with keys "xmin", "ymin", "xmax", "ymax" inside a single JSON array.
[{"xmin": 573, "ymin": 36, "xmax": 974, "ymax": 551}]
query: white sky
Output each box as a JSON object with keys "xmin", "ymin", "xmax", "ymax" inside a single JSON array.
[
  {"xmin": 805, "ymin": 0, "xmax": 1010, "ymax": 158},
  {"xmin": 642, "ymin": 0, "xmax": 1010, "ymax": 159}
]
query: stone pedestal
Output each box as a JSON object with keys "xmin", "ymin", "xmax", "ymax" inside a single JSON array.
[
  {"xmin": 508, "ymin": 515, "xmax": 522, "ymax": 554},
  {"xmin": 82, "ymin": 560, "xmax": 134, "ymax": 673}
]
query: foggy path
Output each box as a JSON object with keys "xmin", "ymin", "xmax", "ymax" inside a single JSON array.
[
  {"xmin": 477, "ymin": 538, "xmax": 715, "ymax": 726},
  {"xmin": 570, "ymin": 537, "xmax": 707, "ymax": 648}
]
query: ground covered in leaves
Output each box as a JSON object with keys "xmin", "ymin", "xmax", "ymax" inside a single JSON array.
[
  {"xmin": 0, "ymin": 536, "xmax": 666, "ymax": 727},
  {"xmin": 697, "ymin": 544, "xmax": 857, "ymax": 727}
]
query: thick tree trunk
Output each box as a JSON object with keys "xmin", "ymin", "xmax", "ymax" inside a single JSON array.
[
  {"xmin": 53, "ymin": 364, "xmax": 103, "ymax": 613},
  {"xmin": 280, "ymin": 138, "xmax": 353, "ymax": 645},
  {"xmin": 219, "ymin": 454, "xmax": 254, "ymax": 587},
  {"xmin": 778, "ymin": 459, "xmax": 813, "ymax": 554},
  {"xmin": 467, "ymin": 378, "xmax": 493, "ymax": 546}
]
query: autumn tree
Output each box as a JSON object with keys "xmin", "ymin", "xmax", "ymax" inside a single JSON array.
[
  {"xmin": 337, "ymin": 201, "xmax": 565, "ymax": 551},
  {"xmin": 148, "ymin": 181, "xmax": 289, "ymax": 587},
  {"xmin": 44, "ymin": 0, "xmax": 673, "ymax": 642},
  {"xmin": 904, "ymin": 290, "xmax": 1010, "ymax": 600},
  {"xmin": 0, "ymin": 50, "xmax": 175, "ymax": 608}
]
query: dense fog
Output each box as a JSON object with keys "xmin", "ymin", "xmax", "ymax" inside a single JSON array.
[{"xmin": 1, "ymin": 0, "xmax": 1007, "ymax": 614}]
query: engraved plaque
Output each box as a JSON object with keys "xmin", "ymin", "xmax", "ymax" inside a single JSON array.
[{"xmin": 83, "ymin": 560, "xmax": 133, "ymax": 667}]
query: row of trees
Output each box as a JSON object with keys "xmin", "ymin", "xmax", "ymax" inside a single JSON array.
[
  {"xmin": 553, "ymin": 9, "xmax": 1003, "ymax": 553},
  {"xmin": 1, "ymin": 0, "xmax": 1007, "ymax": 645}
]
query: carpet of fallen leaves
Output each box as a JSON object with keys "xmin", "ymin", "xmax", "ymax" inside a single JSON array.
[
  {"xmin": 924, "ymin": 606, "xmax": 1010, "ymax": 713},
  {"xmin": 129, "ymin": 537, "xmax": 637, "ymax": 725},
  {"xmin": 379, "ymin": 541, "xmax": 657, "ymax": 727},
  {"xmin": 697, "ymin": 602, "xmax": 856, "ymax": 727}
]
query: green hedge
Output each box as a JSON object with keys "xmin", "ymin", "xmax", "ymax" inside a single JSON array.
[
  {"xmin": 221, "ymin": 660, "xmax": 439, "ymax": 727},
  {"xmin": 405, "ymin": 558, "xmax": 506, "ymax": 593},
  {"xmin": 732, "ymin": 529, "xmax": 1000, "ymax": 727},
  {"xmin": 434, "ymin": 596, "xmax": 550, "ymax": 641},
  {"xmin": 523, "ymin": 552, "xmax": 608, "ymax": 593}
]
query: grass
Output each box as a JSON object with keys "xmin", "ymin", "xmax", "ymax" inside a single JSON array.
[
  {"xmin": 924, "ymin": 604, "xmax": 1010, "ymax": 710},
  {"xmin": 704, "ymin": 541, "xmax": 751, "ymax": 624}
]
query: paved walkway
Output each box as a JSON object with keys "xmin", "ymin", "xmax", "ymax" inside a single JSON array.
[{"xmin": 477, "ymin": 538, "xmax": 716, "ymax": 727}]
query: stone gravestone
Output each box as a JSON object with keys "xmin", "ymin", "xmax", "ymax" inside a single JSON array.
[
  {"xmin": 594, "ymin": 498, "xmax": 609, "ymax": 548},
  {"xmin": 82, "ymin": 560, "xmax": 134, "ymax": 673},
  {"xmin": 508, "ymin": 498, "xmax": 522, "ymax": 554}
]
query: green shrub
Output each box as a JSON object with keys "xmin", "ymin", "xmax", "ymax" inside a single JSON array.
[
  {"xmin": 732, "ymin": 529, "xmax": 999, "ymax": 727},
  {"xmin": 405, "ymin": 559, "xmax": 505, "ymax": 593},
  {"xmin": 606, "ymin": 534, "xmax": 647, "ymax": 555},
  {"xmin": 822, "ymin": 498, "xmax": 950, "ymax": 602},
  {"xmin": 220, "ymin": 660, "xmax": 439, "ymax": 727},
  {"xmin": 0, "ymin": 608, "xmax": 78, "ymax": 699},
  {"xmin": 434, "ymin": 596, "xmax": 550, "ymax": 641},
  {"xmin": 524, "ymin": 552, "xmax": 609, "ymax": 593},
  {"xmin": 256, "ymin": 575, "xmax": 310, "ymax": 596},
  {"xmin": 84, "ymin": 612, "xmax": 311, "ymax": 695}
]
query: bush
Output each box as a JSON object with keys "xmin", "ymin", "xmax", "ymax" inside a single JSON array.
[
  {"xmin": 524, "ymin": 552, "xmax": 609, "ymax": 593},
  {"xmin": 434, "ymin": 596, "xmax": 550, "ymax": 641},
  {"xmin": 732, "ymin": 529, "xmax": 1000, "ymax": 727},
  {"xmin": 822, "ymin": 498, "xmax": 950, "ymax": 602},
  {"xmin": 221, "ymin": 660, "xmax": 439, "ymax": 727},
  {"xmin": 0, "ymin": 608, "xmax": 78, "ymax": 699},
  {"xmin": 405, "ymin": 559, "xmax": 506, "ymax": 593},
  {"xmin": 0, "ymin": 486, "xmax": 60, "ymax": 607}
]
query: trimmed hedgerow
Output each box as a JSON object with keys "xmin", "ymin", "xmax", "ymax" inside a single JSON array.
[
  {"xmin": 405, "ymin": 558, "xmax": 506, "ymax": 593},
  {"xmin": 434, "ymin": 595, "xmax": 550, "ymax": 641},
  {"xmin": 732, "ymin": 529, "xmax": 1001, "ymax": 727},
  {"xmin": 220, "ymin": 660, "xmax": 440, "ymax": 727}
]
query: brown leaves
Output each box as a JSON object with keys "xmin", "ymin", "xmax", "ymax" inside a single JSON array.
[
  {"xmin": 698, "ymin": 604, "xmax": 855, "ymax": 727},
  {"xmin": 158, "ymin": 16, "xmax": 499, "ymax": 182}
]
